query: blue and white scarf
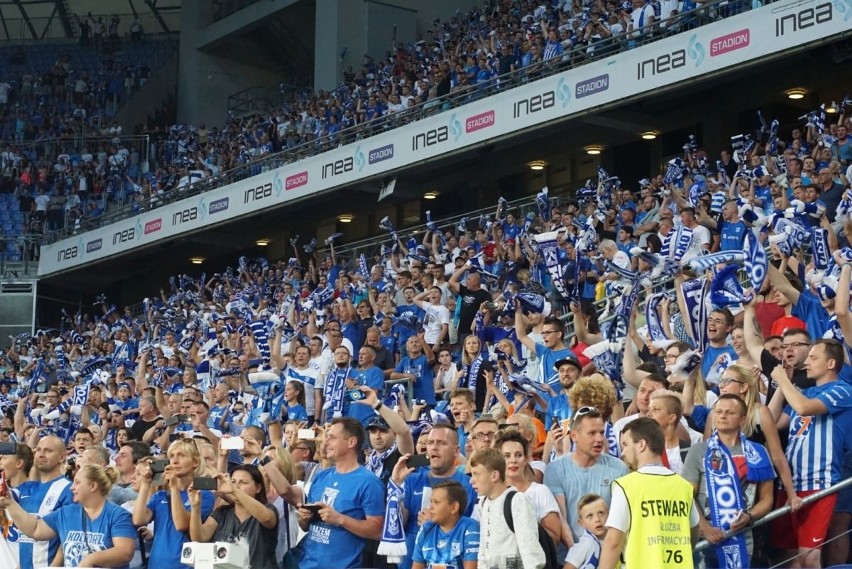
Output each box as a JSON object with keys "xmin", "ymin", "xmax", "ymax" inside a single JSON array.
[
  {"xmin": 464, "ymin": 355, "xmax": 485, "ymax": 396},
  {"xmin": 710, "ymin": 265, "xmax": 745, "ymax": 310},
  {"xmin": 533, "ymin": 231, "xmax": 571, "ymax": 301},
  {"xmin": 743, "ymin": 230, "xmax": 767, "ymax": 297},
  {"xmin": 681, "ymin": 277, "xmax": 710, "ymax": 351},
  {"xmin": 705, "ymin": 432, "xmax": 774, "ymax": 569},
  {"xmin": 323, "ymin": 365, "xmax": 351, "ymax": 419},
  {"xmin": 249, "ymin": 319, "xmax": 271, "ymax": 368},
  {"xmin": 645, "ymin": 293, "xmax": 669, "ymax": 345},
  {"xmin": 377, "ymin": 480, "xmax": 407, "ymax": 562},
  {"xmin": 688, "ymin": 251, "xmax": 745, "ymax": 273}
]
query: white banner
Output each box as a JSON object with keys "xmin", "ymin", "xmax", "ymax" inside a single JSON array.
[{"xmin": 39, "ymin": 0, "xmax": 850, "ymax": 276}]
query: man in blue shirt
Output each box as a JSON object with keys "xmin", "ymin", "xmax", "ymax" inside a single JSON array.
[
  {"xmin": 390, "ymin": 335, "xmax": 437, "ymax": 405},
  {"xmin": 347, "ymin": 346, "xmax": 385, "ymax": 426},
  {"xmin": 17, "ymin": 435, "xmax": 74, "ymax": 569},
  {"xmin": 717, "ymin": 199, "xmax": 747, "ymax": 251},
  {"xmin": 392, "ymin": 424, "xmax": 478, "ymax": 569},
  {"xmin": 298, "ymin": 417, "xmax": 385, "ymax": 569},
  {"xmin": 515, "ymin": 310, "xmax": 576, "ymax": 391}
]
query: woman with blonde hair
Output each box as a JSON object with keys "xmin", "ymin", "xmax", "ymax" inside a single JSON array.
[
  {"xmin": 567, "ymin": 374, "xmax": 621, "ymax": 457},
  {"xmin": 260, "ymin": 445, "xmax": 303, "ymax": 565},
  {"xmin": 454, "ymin": 334, "xmax": 493, "ymax": 410},
  {"xmin": 132, "ymin": 438, "xmax": 217, "ymax": 569},
  {"xmin": 1, "ymin": 464, "xmax": 136, "ymax": 568},
  {"xmin": 702, "ymin": 364, "xmax": 798, "ymax": 508}
]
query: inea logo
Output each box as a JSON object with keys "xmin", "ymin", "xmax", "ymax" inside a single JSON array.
[
  {"xmin": 686, "ymin": 34, "xmax": 705, "ymax": 66},
  {"xmin": 556, "ymin": 77, "xmax": 571, "ymax": 107},
  {"xmin": 774, "ymin": 2, "xmax": 835, "ymax": 36},
  {"xmin": 354, "ymin": 146, "xmax": 366, "ymax": 172},
  {"xmin": 198, "ymin": 198, "xmax": 207, "ymax": 221},
  {"xmin": 449, "ymin": 114, "xmax": 462, "ymax": 142},
  {"xmin": 273, "ymin": 173, "xmax": 283, "ymax": 197}
]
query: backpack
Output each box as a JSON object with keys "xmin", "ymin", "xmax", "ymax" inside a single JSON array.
[{"xmin": 503, "ymin": 490, "xmax": 560, "ymax": 569}]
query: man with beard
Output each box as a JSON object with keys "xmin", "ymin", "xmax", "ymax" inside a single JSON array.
[
  {"xmin": 544, "ymin": 408, "xmax": 628, "ymax": 548},
  {"xmin": 391, "ymin": 424, "xmax": 477, "ymax": 569},
  {"xmin": 545, "ymin": 357, "xmax": 582, "ymax": 429}
]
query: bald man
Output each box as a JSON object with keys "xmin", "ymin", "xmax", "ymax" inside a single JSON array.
[{"xmin": 17, "ymin": 435, "xmax": 74, "ymax": 569}]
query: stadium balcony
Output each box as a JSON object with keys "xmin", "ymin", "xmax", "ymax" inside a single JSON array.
[{"xmin": 40, "ymin": 0, "xmax": 780, "ymax": 244}]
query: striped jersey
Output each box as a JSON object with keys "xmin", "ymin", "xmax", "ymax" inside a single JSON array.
[
  {"xmin": 785, "ymin": 381, "xmax": 852, "ymax": 491},
  {"xmin": 283, "ymin": 364, "xmax": 321, "ymax": 416},
  {"xmin": 17, "ymin": 476, "xmax": 74, "ymax": 569}
]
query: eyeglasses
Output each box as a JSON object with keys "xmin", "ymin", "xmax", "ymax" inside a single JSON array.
[
  {"xmin": 718, "ymin": 377, "xmax": 745, "ymax": 388},
  {"xmin": 781, "ymin": 342, "xmax": 810, "ymax": 349},
  {"xmin": 473, "ymin": 432, "xmax": 496, "ymax": 441},
  {"xmin": 291, "ymin": 446, "xmax": 309, "ymax": 452},
  {"xmin": 573, "ymin": 406, "xmax": 600, "ymax": 423},
  {"xmin": 541, "ymin": 330, "xmax": 559, "ymax": 336},
  {"xmin": 664, "ymin": 353, "xmax": 678, "ymax": 361}
]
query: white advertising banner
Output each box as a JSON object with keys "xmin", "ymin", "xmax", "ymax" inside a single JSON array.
[{"xmin": 39, "ymin": 0, "xmax": 850, "ymax": 276}]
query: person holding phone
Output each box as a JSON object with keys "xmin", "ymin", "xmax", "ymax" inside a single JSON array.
[
  {"xmin": 188, "ymin": 465, "xmax": 279, "ymax": 569},
  {"xmin": 132, "ymin": 439, "xmax": 215, "ymax": 569}
]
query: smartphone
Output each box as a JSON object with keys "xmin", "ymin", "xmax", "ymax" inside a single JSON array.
[
  {"xmin": 298, "ymin": 428, "xmax": 316, "ymax": 440},
  {"xmin": 303, "ymin": 503, "xmax": 323, "ymax": 523},
  {"xmin": 168, "ymin": 433, "xmax": 183, "ymax": 442},
  {"xmin": 165, "ymin": 415, "xmax": 180, "ymax": 427},
  {"xmin": 150, "ymin": 459, "xmax": 169, "ymax": 473},
  {"xmin": 346, "ymin": 389, "xmax": 365, "ymax": 402},
  {"xmin": 221, "ymin": 436, "xmax": 245, "ymax": 450},
  {"xmin": 407, "ymin": 454, "xmax": 430, "ymax": 469},
  {"xmin": 192, "ymin": 477, "xmax": 218, "ymax": 491}
]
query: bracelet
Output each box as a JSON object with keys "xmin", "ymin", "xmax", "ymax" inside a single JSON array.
[
  {"xmin": 373, "ymin": 401, "xmax": 383, "ymax": 411},
  {"xmin": 744, "ymin": 511, "xmax": 754, "ymax": 524}
]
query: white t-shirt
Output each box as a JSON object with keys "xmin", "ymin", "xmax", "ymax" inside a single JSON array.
[
  {"xmin": 681, "ymin": 224, "xmax": 711, "ymax": 262},
  {"xmin": 421, "ymin": 302, "xmax": 450, "ymax": 345},
  {"xmin": 520, "ymin": 481, "xmax": 560, "ymax": 522}
]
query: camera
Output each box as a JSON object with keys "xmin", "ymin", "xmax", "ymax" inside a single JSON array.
[{"xmin": 346, "ymin": 389, "xmax": 366, "ymax": 402}]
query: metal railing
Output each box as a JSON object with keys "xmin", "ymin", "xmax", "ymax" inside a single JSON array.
[
  {"xmin": 10, "ymin": 134, "xmax": 151, "ymax": 169},
  {"xmin": 0, "ymin": 236, "xmax": 42, "ymax": 277},
  {"xmin": 0, "ymin": 12, "xmax": 178, "ymax": 43},
  {"xmin": 41, "ymin": 0, "xmax": 765, "ymax": 244}
]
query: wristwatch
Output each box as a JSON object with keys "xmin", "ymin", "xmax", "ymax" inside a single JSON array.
[
  {"xmin": 259, "ymin": 456, "xmax": 273, "ymax": 466},
  {"xmin": 373, "ymin": 401, "xmax": 383, "ymax": 411}
]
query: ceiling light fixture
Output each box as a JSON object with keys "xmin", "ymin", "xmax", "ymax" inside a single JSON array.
[
  {"xmin": 337, "ymin": 214, "xmax": 354, "ymax": 223},
  {"xmin": 786, "ymin": 88, "xmax": 806, "ymax": 100},
  {"xmin": 528, "ymin": 160, "xmax": 547, "ymax": 171},
  {"xmin": 256, "ymin": 238, "xmax": 270, "ymax": 246},
  {"xmin": 189, "ymin": 257, "xmax": 205, "ymax": 265},
  {"xmin": 584, "ymin": 145, "xmax": 603, "ymax": 155},
  {"xmin": 424, "ymin": 191, "xmax": 439, "ymax": 200},
  {"xmin": 641, "ymin": 131, "xmax": 659, "ymax": 140}
]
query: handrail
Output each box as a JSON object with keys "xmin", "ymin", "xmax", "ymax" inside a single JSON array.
[
  {"xmin": 694, "ymin": 475, "xmax": 852, "ymax": 552},
  {"xmin": 41, "ymin": 0, "xmax": 763, "ymax": 244}
]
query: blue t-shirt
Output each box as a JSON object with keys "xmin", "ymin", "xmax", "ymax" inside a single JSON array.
[
  {"xmin": 792, "ymin": 290, "xmax": 830, "ymax": 339},
  {"xmin": 285, "ymin": 403, "xmax": 308, "ymax": 422},
  {"xmin": 399, "ymin": 468, "xmax": 478, "ymax": 569},
  {"xmin": 719, "ymin": 220, "xmax": 747, "ymax": 251},
  {"xmin": 411, "ymin": 517, "xmax": 480, "ymax": 567},
  {"xmin": 785, "ymin": 381, "xmax": 852, "ymax": 491},
  {"xmin": 700, "ymin": 344, "xmax": 738, "ymax": 381},
  {"xmin": 208, "ymin": 404, "xmax": 231, "ymax": 431},
  {"xmin": 17, "ymin": 476, "xmax": 74, "ymax": 569},
  {"xmin": 346, "ymin": 366, "xmax": 385, "ymax": 425},
  {"xmin": 300, "ymin": 466, "xmax": 386, "ymax": 569},
  {"xmin": 396, "ymin": 354, "xmax": 436, "ymax": 405},
  {"xmin": 42, "ymin": 501, "xmax": 137, "ymax": 569},
  {"xmin": 147, "ymin": 489, "xmax": 215, "ymax": 569},
  {"xmin": 535, "ymin": 343, "xmax": 575, "ymax": 389},
  {"xmin": 545, "ymin": 391, "xmax": 573, "ymax": 430}
]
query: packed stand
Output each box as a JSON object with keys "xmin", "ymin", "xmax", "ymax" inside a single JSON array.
[
  {"xmin": 101, "ymin": 0, "xmax": 755, "ymax": 231},
  {"xmin": 0, "ymin": 100, "xmax": 851, "ymax": 569}
]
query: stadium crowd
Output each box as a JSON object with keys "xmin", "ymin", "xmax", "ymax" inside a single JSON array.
[
  {"xmin": 0, "ymin": 95, "xmax": 849, "ymax": 569},
  {"xmin": 10, "ymin": 0, "xmax": 761, "ymax": 245}
]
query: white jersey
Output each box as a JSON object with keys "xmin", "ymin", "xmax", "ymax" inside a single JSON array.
[{"xmin": 283, "ymin": 364, "xmax": 321, "ymax": 415}]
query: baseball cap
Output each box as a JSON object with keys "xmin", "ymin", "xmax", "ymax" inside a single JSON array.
[{"xmin": 554, "ymin": 357, "xmax": 582, "ymax": 371}]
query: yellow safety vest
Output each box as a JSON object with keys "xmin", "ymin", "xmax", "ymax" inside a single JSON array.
[{"xmin": 614, "ymin": 470, "xmax": 694, "ymax": 569}]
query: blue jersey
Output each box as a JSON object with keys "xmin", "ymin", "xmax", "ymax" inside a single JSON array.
[
  {"xmin": 792, "ymin": 290, "xmax": 830, "ymax": 339},
  {"xmin": 17, "ymin": 476, "xmax": 74, "ymax": 569},
  {"xmin": 285, "ymin": 403, "xmax": 308, "ymax": 422},
  {"xmin": 701, "ymin": 345, "xmax": 738, "ymax": 381},
  {"xmin": 42, "ymin": 501, "xmax": 137, "ymax": 569},
  {"xmin": 147, "ymin": 489, "xmax": 215, "ymax": 569},
  {"xmin": 412, "ymin": 517, "xmax": 480, "ymax": 568},
  {"xmin": 719, "ymin": 220, "xmax": 747, "ymax": 251},
  {"xmin": 396, "ymin": 354, "xmax": 436, "ymax": 405},
  {"xmin": 536, "ymin": 343, "xmax": 575, "ymax": 390},
  {"xmin": 346, "ymin": 366, "xmax": 384, "ymax": 425},
  {"xmin": 207, "ymin": 404, "xmax": 230, "ymax": 431},
  {"xmin": 785, "ymin": 381, "xmax": 852, "ymax": 491},
  {"xmin": 300, "ymin": 466, "xmax": 386, "ymax": 569},
  {"xmin": 400, "ymin": 468, "xmax": 478, "ymax": 569}
]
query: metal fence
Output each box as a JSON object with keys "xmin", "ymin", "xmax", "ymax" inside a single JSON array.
[
  {"xmin": 42, "ymin": 0, "xmax": 767, "ymax": 244},
  {"xmin": 10, "ymin": 134, "xmax": 151, "ymax": 169},
  {"xmin": 0, "ymin": 235, "xmax": 41, "ymax": 277}
]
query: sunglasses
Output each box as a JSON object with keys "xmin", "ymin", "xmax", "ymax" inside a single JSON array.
[{"xmin": 573, "ymin": 406, "xmax": 600, "ymax": 423}]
